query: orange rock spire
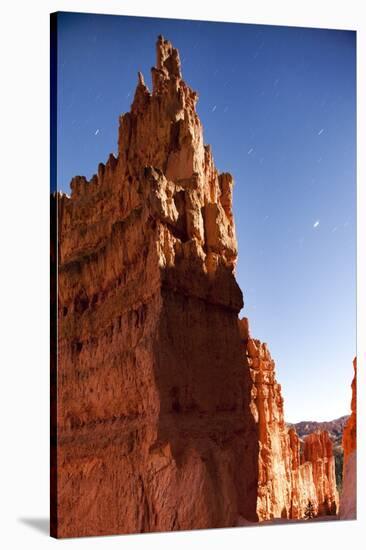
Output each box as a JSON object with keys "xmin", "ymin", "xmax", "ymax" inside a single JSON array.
[
  {"xmin": 53, "ymin": 36, "xmax": 256, "ymax": 538},
  {"xmin": 302, "ymin": 431, "xmax": 339, "ymax": 515},
  {"xmin": 52, "ymin": 36, "xmax": 341, "ymax": 538},
  {"xmin": 240, "ymin": 317, "xmax": 339, "ymax": 521}
]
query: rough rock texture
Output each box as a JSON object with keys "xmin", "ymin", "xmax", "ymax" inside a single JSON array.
[
  {"xmin": 302, "ymin": 431, "xmax": 339, "ymax": 515},
  {"xmin": 289, "ymin": 417, "xmax": 348, "ymax": 495},
  {"xmin": 342, "ymin": 358, "xmax": 357, "ymax": 465},
  {"xmin": 52, "ymin": 36, "xmax": 259, "ymax": 538},
  {"xmin": 240, "ymin": 318, "xmax": 338, "ymax": 521},
  {"xmin": 339, "ymin": 358, "xmax": 357, "ymax": 519},
  {"xmin": 289, "ymin": 416, "xmax": 349, "ymax": 444},
  {"xmin": 241, "ymin": 318, "xmax": 292, "ymax": 520},
  {"xmin": 288, "ymin": 428, "xmax": 318, "ymax": 518}
]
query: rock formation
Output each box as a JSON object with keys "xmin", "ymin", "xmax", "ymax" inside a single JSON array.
[
  {"xmin": 52, "ymin": 36, "xmax": 259, "ymax": 538},
  {"xmin": 288, "ymin": 427, "xmax": 318, "ymax": 519},
  {"xmin": 289, "ymin": 416, "xmax": 349, "ymax": 443},
  {"xmin": 302, "ymin": 431, "xmax": 339, "ymax": 515},
  {"xmin": 239, "ymin": 318, "xmax": 339, "ymax": 521},
  {"xmin": 240, "ymin": 318, "xmax": 292, "ymax": 520},
  {"xmin": 51, "ymin": 35, "xmax": 341, "ymax": 538},
  {"xmin": 339, "ymin": 357, "xmax": 357, "ymax": 519}
]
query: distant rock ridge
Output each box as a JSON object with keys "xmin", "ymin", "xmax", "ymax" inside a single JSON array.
[
  {"xmin": 288, "ymin": 416, "xmax": 349, "ymax": 446},
  {"xmin": 239, "ymin": 317, "xmax": 339, "ymax": 521}
]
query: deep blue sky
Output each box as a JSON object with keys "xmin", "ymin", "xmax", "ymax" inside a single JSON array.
[{"xmin": 55, "ymin": 12, "xmax": 356, "ymax": 423}]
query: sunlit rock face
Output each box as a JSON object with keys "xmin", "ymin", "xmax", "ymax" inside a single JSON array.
[
  {"xmin": 241, "ymin": 318, "xmax": 292, "ymax": 520},
  {"xmin": 51, "ymin": 35, "xmax": 342, "ymax": 538},
  {"xmin": 52, "ymin": 36, "xmax": 259, "ymax": 538},
  {"xmin": 288, "ymin": 427, "xmax": 318, "ymax": 519},
  {"xmin": 340, "ymin": 358, "xmax": 357, "ymax": 520},
  {"xmin": 240, "ymin": 317, "xmax": 339, "ymax": 521},
  {"xmin": 302, "ymin": 431, "xmax": 339, "ymax": 515}
]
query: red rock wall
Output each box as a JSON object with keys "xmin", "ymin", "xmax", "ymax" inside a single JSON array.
[
  {"xmin": 52, "ymin": 35, "xmax": 342, "ymax": 537},
  {"xmin": 342, "ymin": 358, "xmax": 357, "ymax": 464},
  {"xmin": 52, "ymin": 36, "xmax": 258, "ymax": 538},
  {"xmin": 340, "ymin": 357, "xmax": 357, "ymax": 519},
  {"xmin": 302, "ymin": 431, "xmax": 339, "ymax": 515},
  {"xmin": 288, "ymin": 428, "xmax": 318, "ymax": 518},
  {"xmin": 240, "ymin": 318, "xmax": 292, "ymax": 520},
  {"xmin": 240, "ymin": 317, "xmax": 338, "ymax": 521}
]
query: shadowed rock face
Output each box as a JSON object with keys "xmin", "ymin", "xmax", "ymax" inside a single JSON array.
[
  {"xmin": 52, "ymin": 36, "xmax": 258, "ymax": 538},
  {"xmin": 239, "ymin": 318, "xmax": 339, "ymax": 521},
  {"xmin": 340, "ymin": 358, "xmax": 357, "ymax": 519}
]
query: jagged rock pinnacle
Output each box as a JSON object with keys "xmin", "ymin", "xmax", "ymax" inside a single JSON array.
[
  {"xmin": 241, "ymin": 316, "xmax": 339, "ymax": 520},
  {"xmin": 53, "ymin": 36, "xmax": 249, "ymax": 537},
  {"xmin": 156, "ymin": 35, "xmax": 182, "ymax": 78},
  {"xmin": 52, "ymin": 36, "xmax": 342, "ymax": 538},
  {"xmin": 137, "ymin": 71, "xmax": 145, "ymax": 86}
]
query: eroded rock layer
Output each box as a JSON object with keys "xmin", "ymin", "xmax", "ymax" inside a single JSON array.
[
  {"xmin": 340, "ymin": 357, "xmax": 357, "ymax": 519},
  {"xmin": 288, "ymin": 427, "xmax": 318, "ymax": 518},
  {"xmin": 53, "ymin": 36, "xmax": 258, "ymax": 538},
  {"xmin": 239, "ymin": 318, "xmax": 339, "ymax": 521},
  {"xmin": 302, "ymin": 431, "xmax": 339, "ymax": 515},
  {"xmin": 240, "ymin": 318, "xmax": 292, "ymax": 520}
]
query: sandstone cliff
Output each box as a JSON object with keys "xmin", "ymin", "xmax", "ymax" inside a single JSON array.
[
  {"xmin": 288, "ymin": 427, "xmax": 318, "ymax": 518},
  {"xmin": 52, "ymin": 36, "xmax": 258, "ymax": 538},
  {"xmin": 240, "ymin": 318, "xmax": 292, "ymax": 520},
  {"xmin": 239, "ymin": 318, "xmax": 338, "ymax": 521},
  {"xmin": 51, "ymin": 35, "xmax": 341, "ymax": 538},
  {"xmin": 339, "ymin": 357, "xmax": 357, "ymax": 520},
  {"xmin": 302, "ymin": 431, "xmax": 339, "ymax": 515}
]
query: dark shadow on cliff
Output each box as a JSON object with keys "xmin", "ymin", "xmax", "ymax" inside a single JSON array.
[{"xmin": 151, "ymin": 261, "xmax": 259, "ymax": 528}]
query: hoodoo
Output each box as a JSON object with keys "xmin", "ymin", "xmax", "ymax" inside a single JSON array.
[
  {"xmin": 53, "ymin": 36, "xmax": 258, "ymax": 538},
  {"xmin": 239, "ymin": 318, "xmax": 339, "ymax": 521},
  {"xmin": 302, "ymin": 431, "xmax": 339, "ymax": 515},
  {"xmin": 52, "ymin": 36, "xmax": 341, "ymax": 538}
]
